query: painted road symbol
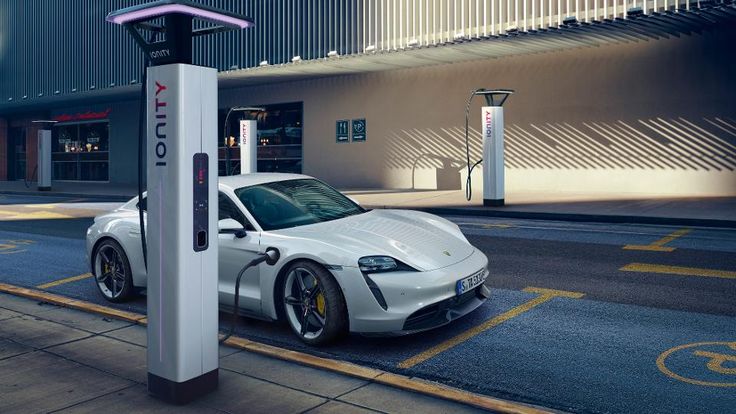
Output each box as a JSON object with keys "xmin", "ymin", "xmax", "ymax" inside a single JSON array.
[
  {"xmin": 0, "ymin": 239, "xmax": 35, "ymax": 255},
  {"xmin": 657, "ymin": 341, "xmax": 736, "ymax": 387}
]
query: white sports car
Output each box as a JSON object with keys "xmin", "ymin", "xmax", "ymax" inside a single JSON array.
[{"xmin": 86, "ymin": 173, "xmax": 490, "ymax": 345}]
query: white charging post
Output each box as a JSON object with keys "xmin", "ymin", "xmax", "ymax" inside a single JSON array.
[
  {"xmin": 476, "ymin": 90, "xmax": 514, "ymax": 206},
  {"xmin": 31, "ymin": 120, "xmax": 57, "ymax": 191},
  {"xmin": 106, "ymin": 1, "xmax": 253, "ymax": 404},
  {"xmin": 237, "ymin": 107, "xmax": 263, "ymax": 174},
  {"xmin": 239, "ymin": 119, "xmax": 257, "ymax": 173}
]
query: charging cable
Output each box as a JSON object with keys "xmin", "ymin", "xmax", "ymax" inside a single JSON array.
[
  {"xmin": 464, "ymin": 88, "xmax": 486, "ymax": 201},
  {"xmin": 24, "ymin": 165, "xmax": 38, "ymax": 189},
  {"xmin": 221, "ymin": 247, "xmax": 280, "ymax": 343}
]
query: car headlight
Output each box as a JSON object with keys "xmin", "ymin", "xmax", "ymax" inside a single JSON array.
[{"xmin": 358, "ymin": 256, "xmax": 416, "ymax": 273}]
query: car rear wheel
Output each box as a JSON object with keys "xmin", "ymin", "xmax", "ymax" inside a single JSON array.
[
  {"xmin": 282, "ymin": 261, "xmax": 347, "ymax": 345},
  {"xmin": 93, "ymin": 239, "xmax": 135, "ymax": 302}
]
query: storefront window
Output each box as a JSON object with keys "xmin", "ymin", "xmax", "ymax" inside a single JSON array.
[
  {"xmin": 52, "ymin": 121, "xmax": 109, "ymax": 181},
  {"xmin": 219, "ymin": 102, "xmax": 303, "ymax": 175}
]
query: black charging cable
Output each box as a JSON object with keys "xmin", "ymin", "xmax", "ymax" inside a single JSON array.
[
  {"xmin": 137, "ymin": 31, "xmax": 156, "ymax": 270},
  {"xmin": 23, "ymin": 165, "xmax": 38, "ymax": 189},
  {"xmin": 221, "ymin": 247, "xmax": 280, "ymax": 343},
  {"xmin": 465, "ymin": 88, "xmax": 486, "ymax": 201}
]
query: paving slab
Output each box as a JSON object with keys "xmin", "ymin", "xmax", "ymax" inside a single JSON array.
[
  {"xmin": 0, "ymin": 307, "xmax": 21, "ymax": 321},
  {"xmin": 56, "ymin": 384, "xmax": 222, "ymax": 414},
  {"xmin": 38, "ymin": 306, "xmax": 133, "ymax": 334},
  {"xmin": 47, "ymin": 335, "xmax": 147, "ymax": 384},
  {"xmin": 0, "ymin": 338, "xmax": 32, "ymax": 360},
  {"xmin": 198, "ymin": 368, "xmax": 327, "ymax": 413},
  {"xmin": 0, "ymin": 314, "xmax": 91, "ymax": 348},
  {"xmin": 338, "ymin": 382, "xmax": 489, "ymax": 414},
  {"xmin": 102, "ymin": 324, "xmax": 244, "ymax": 358},
  {"xmin": 102, "ymin": 324, "xmax": 147, "ymax": 346},
  {"xmin": 305, "ymin": 400, "xmax": 382, "ymax": 414},
  {"xmin": 220, "ymin": 350, "xmax": 369, "ymax": 398},
  {"xmin": 0, "ymin": 292, "xmax": 61, "ymax": 316},
  {"xmin": 0, "ymin": 351, "xmax": 133, "ymax": 413}
]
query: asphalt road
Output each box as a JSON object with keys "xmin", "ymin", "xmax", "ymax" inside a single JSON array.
[{"xmin": 1, "ymin": 194, "xmax": 735, "ymax": 414}]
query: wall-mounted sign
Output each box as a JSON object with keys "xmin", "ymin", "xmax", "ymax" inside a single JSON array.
[
  {"xmin": 336, "ymin": 120, "xmax": 349, "ymax": 143},
  {"xmin": 52, "ymin": 108, "xmax": 112, "ymax": 123},
  {"xmin": 352, "ymin": 119, "xmax": 366, "ymax": 142}
]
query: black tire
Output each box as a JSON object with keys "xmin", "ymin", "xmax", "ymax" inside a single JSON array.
[
  {"xmin": 281, "ymin": 260, "xmax": 348, "ymax": 346},
  {"xmin": 93, "ymin": 239, "xmax": 135, "ymax": 303}
]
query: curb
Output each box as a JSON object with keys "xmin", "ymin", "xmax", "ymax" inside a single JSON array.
[
  {"xmin": 366, "ymin": 205, "xmax": 736, "ymax": 229},
  {"xmin": 0, "ymin": 282, "xmax": 554, "ymax": 414},
  {"xmin": 0, "ymin": 190, "xmax": 133, "ymax": 202}
]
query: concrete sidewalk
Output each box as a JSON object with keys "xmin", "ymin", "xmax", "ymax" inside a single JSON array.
[
  {"xmin": 0, "ymin": 292, "xmax": 498, "ymax": 414},
  {"xmin": 2, "ymin": 180, "xmax": 734, "ymax": 227},
  {"xmin": 345, "ymin": 189, "xmax": 736, "ymax": 228}
]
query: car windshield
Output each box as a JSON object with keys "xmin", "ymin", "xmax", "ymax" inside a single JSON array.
[{"xmin": 234, "ymin": 179, "xmax": 365, "ymax": 231}]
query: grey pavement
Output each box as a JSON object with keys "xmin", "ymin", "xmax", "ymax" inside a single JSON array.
[
  {"xmin": 344, "ymin": 189, "xmax": 736, "ymax": 227},
  {"xmin": 0, "ymin": 292, "xmax": 491, "ymax": 414},
  {"xmin": 2, "ymin": 180, "xmax": 734, "ymax": 226}
]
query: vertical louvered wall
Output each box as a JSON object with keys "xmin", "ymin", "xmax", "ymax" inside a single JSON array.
[{"xmin": 0, "ymin": 0, "xmax": 700, "ymax": 106}]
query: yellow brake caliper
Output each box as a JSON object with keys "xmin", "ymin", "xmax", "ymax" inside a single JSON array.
[{"xmin": 315, "ymin": 292, "xmax": 326, "ymax": 316}]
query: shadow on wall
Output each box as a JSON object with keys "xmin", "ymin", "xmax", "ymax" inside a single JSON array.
[{"xmin": 386, "ymin": 117, "xmax": 736, "ymax": 190}]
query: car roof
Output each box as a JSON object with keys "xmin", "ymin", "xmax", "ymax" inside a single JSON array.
[{"xmin": 218, "ymin": 173, "xmax": 312, "ymax": 192}]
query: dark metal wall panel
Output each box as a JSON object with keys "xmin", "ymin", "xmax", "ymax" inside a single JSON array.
[{"xmin": 0, "ymin": 0, "xmax": 364, "ymax": 108}]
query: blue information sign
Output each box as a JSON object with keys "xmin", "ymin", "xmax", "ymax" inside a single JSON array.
[
  {"xmin": 336, "ymin": 120, "xmax": 349, "ymax": 143},
  {"xmin": 352, "ymin": 118, "xmax": 366, "ymax": 142}
]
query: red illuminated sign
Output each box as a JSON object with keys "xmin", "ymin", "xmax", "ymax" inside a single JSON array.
[{"xmin": 53, "ymin": 108, "xmax": 112, "ymax": 123}]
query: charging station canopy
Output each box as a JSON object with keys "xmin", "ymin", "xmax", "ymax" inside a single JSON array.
[{"xmin": 106, "ymin": 0, "xmax": 254, "ymax": 66}]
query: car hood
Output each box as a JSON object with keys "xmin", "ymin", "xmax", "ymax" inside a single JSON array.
[{"xmin": 273, "ymin": 209, "xmax": 473, "ymax": 271}]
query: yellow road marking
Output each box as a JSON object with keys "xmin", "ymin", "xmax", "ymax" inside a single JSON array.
[
  {"xmin": 482, "ymin": 223, "xmax": 513, "ymax": 229},
  {"xmin": 620, "ymin": 263, "xmax": 736, "ymax": 280},
  {"xmin": 36, "ymin": 273, "xmax": 93, "ymax": 289},
  {"xmin": 0, "ymin": 249, "xmax": 26, "ymax": 255},
  {"xmin": 623, "ymin": 228, "xmax": 691, "ymax": 252},
  {"xmin": 0, "ymin": 282, "xmax": 553, "ymax": 414},
  {"xmin": 397, "ymin": 287, "xmax": 585, "ymax": 369}
]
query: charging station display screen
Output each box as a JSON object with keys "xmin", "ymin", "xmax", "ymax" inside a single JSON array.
[{"xmin": 193, "ymin": 153, "xmax": 209, "ymax": 252}]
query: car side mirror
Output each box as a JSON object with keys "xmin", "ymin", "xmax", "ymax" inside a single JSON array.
[{"xmin": 218, "ymin": 218, "xmax": 247, "ymax": 239}]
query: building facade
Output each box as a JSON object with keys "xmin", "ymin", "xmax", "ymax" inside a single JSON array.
[{"xmin": 1, "ymin": 0, "xmax": 735, "ymax": 198}]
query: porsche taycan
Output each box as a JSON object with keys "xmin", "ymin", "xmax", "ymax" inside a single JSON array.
[{"xmin": 86, "ymin": 174, "xmax": 490, "ymax": 344}]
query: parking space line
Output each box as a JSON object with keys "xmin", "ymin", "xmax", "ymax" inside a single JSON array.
[
  {"xmin": 623, "ymin": 228, "xmax": 691, "ymax": 252},
  {"xmin": 620, "ymin": 263, "xmax": 736, "ymax": 280},
  {"xmin": 397, "ymin": 287, "xmax": 585, "ymax": 369},
  {"xmin": 0, "ymin": 281, "xmax": 554, "ymax": 414},
  {"xmin": 36, "ymin": 272, "xmax": 93, "ymax": 289}
]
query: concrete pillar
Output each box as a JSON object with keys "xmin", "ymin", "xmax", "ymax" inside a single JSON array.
[{"xmin": 25, "ymin": 124, "xmax": 40, "ymax": 181}]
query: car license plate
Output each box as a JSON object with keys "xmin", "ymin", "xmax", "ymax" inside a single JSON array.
[{"xmin": 455, "ymin": 269, "xmax": 487, "ymax": 295}]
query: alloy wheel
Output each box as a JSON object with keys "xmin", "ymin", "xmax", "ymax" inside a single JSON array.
[
  {"xmin": 95, "ymin": 245, "xmax": 128, "ymax": 299},
  {"xmin": 284, "ymin": 267, "xmax": 326, "ymax": 340}
]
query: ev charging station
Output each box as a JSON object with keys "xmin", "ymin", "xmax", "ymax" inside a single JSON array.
[
  {"xmin": 106, "ymin": 1, "xmax": 253, "ymax": 404},
  {"xmin": 478, "ymin": 90, "xmax": 513, "ymax": 206},
  {"xmin": 238, "ymin": 108, "xmax": 264, "ymax": 174},
  {"xmin": 239, "ymin": 118, "xmax": 257, "ymax": 174},
  {"xmin": 464, "ymin": 89, "xmax": 514, "ymax": 206}
]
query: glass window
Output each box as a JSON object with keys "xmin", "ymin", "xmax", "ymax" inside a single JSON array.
[
  {"xmin": 218, "ymin": 192, "xmax": 255, "ymax": 231},
  {"xmin": 234, "ymin": 179, "xmax": 364, "ymax": 231},
  {"xmin": 218, "ymin": 102, "xmax": 303, "ymax": 175},
  {"xmin": 52, "ymin": 121, "xmax": 109, "ymax": 181}
]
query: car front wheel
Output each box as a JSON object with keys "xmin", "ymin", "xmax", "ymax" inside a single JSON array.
[
  {"xmin": 282, "ymin": 261, "xmax": 347, "ymax": 345},
  {"xmin": 93, "ymin": 239, "xmax": 135, "ymax": 302}
]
